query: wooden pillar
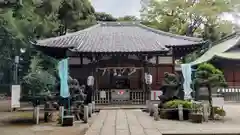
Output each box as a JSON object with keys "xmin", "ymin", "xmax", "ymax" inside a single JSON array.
[
  {"xmin": 233, "ymin": 69, "xmax": 236, "ymax": 87},
  {"xmin": 93, "ymin": 55, "xmax": 99, "ymax": 102},
  {"xmin": 87, "ymin": 55, "xmax": 95, "ymax": 105},
  {"xmin": 80, "ymin": 54, "xmax": 83, "ymax": 65},
  {"xmin": 156, "ymin": 56, "xmax": 159, "ymax": 86},
  {"xmin": 143, "ymin": 55, "xmax": 150, "ymax": 100},
  {"xmin": 172, "ymin": 47, "xmax": 176, "ymax": 73}
]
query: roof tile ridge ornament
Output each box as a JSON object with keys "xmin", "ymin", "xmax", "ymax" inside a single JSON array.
[
  {"xmin": 137, "ymin": 23, "xmax": 203, "ymax": 42},
  {"xmin": 98, "ymin": 21, "xmax": 141, "ymax": 26},
  {"xmin": 37, "ymin": 24, "xmax": 101, "ymax": 46}
]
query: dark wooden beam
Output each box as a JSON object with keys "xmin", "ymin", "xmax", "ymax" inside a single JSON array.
[{"xmin": 34, "ymin": 45, "xmax": 69, "ymax": 59}]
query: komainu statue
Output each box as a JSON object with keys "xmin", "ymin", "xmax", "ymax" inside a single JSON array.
[
  {"xmin": 68, "ymin": 78, "xmax": 86, "ymax": 120},
  {"xmin": 158, "ymin": 72, "xmax": 183, "ymax": 108},
  {"xmin": 44, "ymin": 77, "xmax": 87, "ymax": 122}
]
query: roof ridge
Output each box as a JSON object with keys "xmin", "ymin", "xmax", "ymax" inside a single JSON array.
[
  {"xmin": 37, "ymin": 24, "xmax": 100, "ymax": 45},
  {"xmin": 137, "ymin": 23, "xmax": 203, "ymax": 42},
  {"xmin": 211, "ymin": 32, "xmax": 238, "ymax": 46},
  {"xmin": 98, "ymin": 21, "xmax": 141, "ymax": 26},
  {"xmin": 98, "ymin": 21, "xmax": 203, "ymax": 42}
]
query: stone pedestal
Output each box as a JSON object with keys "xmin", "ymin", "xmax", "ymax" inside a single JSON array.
[
  {"xmin": 59, "ymin": 106, "xmax": 64, "ymax": 124},
  {"xmin": 203, "ymin": 103, "xmax": 209, "ymax": 122},
  {"xmin": 84, "ymin": 105, "xmax": 88, "ymax": 123},
  {"xmin": 62, "ymin": 115, "xmax": 74, "ymax": 126},
  {"xmin": 34, "ymin": 106, "xmax": 40, "ymax": 124},
  {"xmin": 92, "ymin": 101, "xmax": 95, "ymax": 113},
  {"xmin": 88, "ymin": 103, "xmax": 92, "ymax": 117},
  {"xmin": 146, "ymin": 100, "xmax": 150, "ymax": 112},
  {"xmin": 153, "ymin": 104, "xmax": 160, "ymax": 121},
  {"xmin": 149, "ymin": 103, "xmax": 154, "ymax": 116},
  {"xmin": 178, "ymin": 104, "xmax": 183, "ymax": 121}
]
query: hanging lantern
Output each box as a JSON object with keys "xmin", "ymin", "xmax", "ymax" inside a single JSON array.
[
  {"xmin": 145, "ymin": 73, "xmax": 152, "ymax": 85},
  {"xmin": 87, "ymin": 76, "xmax": 94, "ymax": 86}
]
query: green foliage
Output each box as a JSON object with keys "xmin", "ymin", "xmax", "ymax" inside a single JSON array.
[
  {"xmin": 95, "ymin": 13, "xmax": 139, "ymax": 22},
  {"xmin": 191, "ymin": 102, "xmax": 203, "ymax": 113},
  {"xmin": 95, "ymin": 12, "xmax": 117, "ymax": 21},
  {"xmin": 193, "ymin": 63, "xmax": 227, "ymax": 87},
  {"xmin": 213, "ymin": 106, "xmax": 226, "ymax": 116},
  {"xmin": 163, "ymin": 100, "xmax": 192, "ymax": 109},
  {"xmin": 141, "ymin": 0, "xmax": 233, "ymax": 41},
  {"xmin": 22, "ymin": 53, "xmax": 58, "ymax": 95},
  {"xmin": 197, "ymin": 63, "xmax": 222, "ymax": 74},
  {"xmin": 183, "ymin": 50, "xmax": 202, "ymax": 63},
  {"xmin": 182, "ymin": 46, "xmax": 209, "ymax": 63},
  {"xmin": 0, "ymin": 0, "xmax": 96, "ymax": 86},
  {"xmin": 58, "ymin": 0, "xmax": 96, "ymax": 33},
  {"xmin": 118, "ymin": 16, "xmax": 138, "ymax": 21},
  {"xmin": 0, "ymin": 84, "xmax": 11, "ymax": 95},
  {"xmin": 22, "ymin": 69, "xmax": 56, "ymax": 95}
]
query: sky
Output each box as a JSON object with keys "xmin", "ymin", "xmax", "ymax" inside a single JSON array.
[
  {"xmin": 91, "ymin": 0, "xmax": 142, "ymax": 18},
  {"xmin": 90, "ymin": 0, "xmax": 239, "ymax": 25}
]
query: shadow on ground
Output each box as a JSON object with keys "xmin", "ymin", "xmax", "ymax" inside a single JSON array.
[
  {"xmin": 0, "ymin": 111, "xmax": 46, "ymax": 127},
  {"xmin": 0, "ymin": 117, "xmax": 46, "ymax": 127}
]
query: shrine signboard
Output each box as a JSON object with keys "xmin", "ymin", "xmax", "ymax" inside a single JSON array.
[{"xmin": 111, "ymin": 89, "xmax": 130, "ymax": 103}]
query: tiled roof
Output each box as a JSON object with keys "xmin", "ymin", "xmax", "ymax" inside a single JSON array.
[
  {"xmin": 190, "ymin": 33, "xmax": 240, "ymax": 65},
  {"xmin": 36, "ymin": 22, "xmax": 203, "ymax": 53}
]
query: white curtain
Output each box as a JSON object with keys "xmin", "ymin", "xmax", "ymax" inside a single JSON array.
[{"xmin": 181, "ymin": 64, "xmax": 192, "ymax": 99}]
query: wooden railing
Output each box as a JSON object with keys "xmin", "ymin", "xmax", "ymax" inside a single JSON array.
[
  {"xmin": 92, "ymin": 89, "xmax": 146, "ymax": 105},
  {"xmin": 223, "ymin": 92, "xmax": 240, "ymax": 101},
  {"xmin": 217, "ymin": 87, "xmax": 240, "ymax": 102},
  {"xmin": 92, "ymin": 89, "xmax": 111, "ymax": 105},
  {"xmin": 130, "ymin": 90, "xmax": 145, "ymax": 105}
]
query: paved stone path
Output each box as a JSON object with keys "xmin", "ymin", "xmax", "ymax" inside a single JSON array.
[
  {"xmin": 85, "ymin": 109, "xmax": 161, "ymax": 135},
  {"xmin": 85, "ymin": 107, "xmax": 240, "ymax": 135}
]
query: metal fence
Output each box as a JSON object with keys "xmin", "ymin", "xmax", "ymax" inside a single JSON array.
[{"xmin": 93, "ymin": 89, "xmax": 146, "ymax": 105}]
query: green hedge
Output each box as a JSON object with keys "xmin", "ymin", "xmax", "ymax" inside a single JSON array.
[
  {"xmin": 0, "ymin": 84, "xmax": 11, "ymax": 96},
  {"xmin": 163, "ymin": 99, "xmax": 193, "ymax": 109}
]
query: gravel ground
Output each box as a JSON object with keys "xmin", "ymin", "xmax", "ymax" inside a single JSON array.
[{"xmin": 0, "ymin": 103, "xmax": 98, "ymax": 135}]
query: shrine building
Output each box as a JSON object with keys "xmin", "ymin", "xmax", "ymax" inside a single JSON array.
[{"xmin": 35, "ymin": 22, "xmax": 205, "ymax": 105}]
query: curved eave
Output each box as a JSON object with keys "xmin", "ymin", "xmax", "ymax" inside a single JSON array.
[
  {"xmin": 33, "ymin": 44, "xmax": 72, "ymax": 59},
  {"xmin": 36, "ymin": 24, "xmax": 100, "ymax": 48},
  {"xmin": 166, "ymin": 41, "xmax": 206, "ymax": 48},
  {"xmin": 69, "ymin": 48, "xmax": 169, "ymax": 54},
  {"xmin": 189, "ymin": 36, "xmax": 240, "ymax": 66},
  {"xmin": 215, "ymin": 52, "xmax": 240, "ymax": 60}
]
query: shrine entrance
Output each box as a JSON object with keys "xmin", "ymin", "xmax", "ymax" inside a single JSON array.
[{"xmin": 93, "ymin": 67, "xmax": 146, "ymax": 105}]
